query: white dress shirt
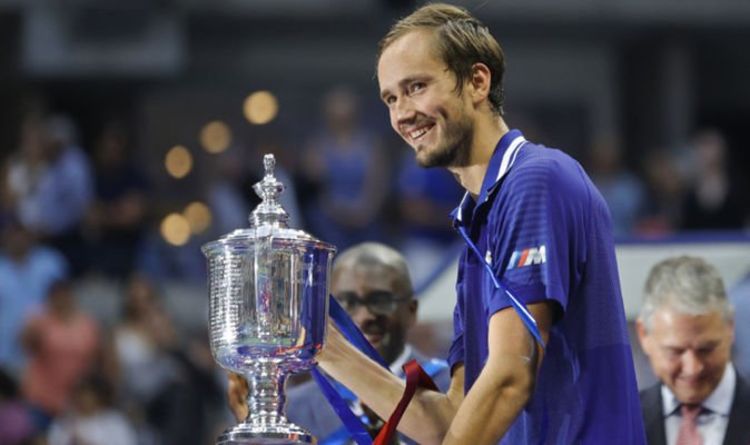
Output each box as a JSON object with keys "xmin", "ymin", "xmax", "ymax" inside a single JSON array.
[{"xmin": 662, "ymin": 363, "xmax": 736, "ymax": 445}]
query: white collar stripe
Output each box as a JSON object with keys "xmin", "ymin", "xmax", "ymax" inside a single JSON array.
[
  {"xmin": 456, "ymin": 192, "xmax": 470, "ymax": 221},
  {"xmin": 496, "ymin": 136, "xmax": 527, "ymax": 182}
]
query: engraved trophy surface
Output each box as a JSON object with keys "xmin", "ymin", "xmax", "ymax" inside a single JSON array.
[{"xmin": 202, "ymin": 154, "xmax": 336, "ymax": 444}]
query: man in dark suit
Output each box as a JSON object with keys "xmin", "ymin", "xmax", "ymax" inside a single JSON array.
[
  {"xmin": 637, "ymin": 256, "xmax": 750, "ymax": 445},
  {"xmin": 229, "ymin": 242, "xmax": 450, "ymax": 444}
]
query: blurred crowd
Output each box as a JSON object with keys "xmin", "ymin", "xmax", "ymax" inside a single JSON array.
[{"xmin": 0, "ymin": 87, "xmax": 748, "ymax": 445}]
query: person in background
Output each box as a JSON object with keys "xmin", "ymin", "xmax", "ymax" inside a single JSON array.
[
  {"xmin": 395, "ymin": 151, "xmax": 463, "ymax": 287},
  {"xmin": 681, "ymin": 129, "xmax": 746, "ymax": 230},
  {"xmin": 729, "ymin": 271, "xmax": 750, "ymax": 379},
  {"xmin": 48, "ymin": 374, "xmax": 137, "ymax": 445},
  {"xmin": 5, "ymin": 114, "xmax": 93, "ymax": 275},
  {"xmin": 301, "ymin": 87, "xmax": 389, "ymax": 249},
  {"xmin": 0, "ymin": 368, "xmax": 36, "ymax": 445},
  {"xmin": 0, "ymin": 218, "xmax": 68, "ymax": 376},
  {"xmin": 20, "ymin": 280, "xmax": 100, "ymax": 427},
  {"xmin": 229, "ymin": 242, "xmax": 451, "ymax": 444},
  {"xmin": 637, "ymin": 256, "xmax": 750, "ymax": 445},
  {"xmin": 84, "ymin": 120, "xmax": 150, "ymax": 279},
  {"xmin": 587, "ymin": 136, "xmax": 645, "ymax": 237}
]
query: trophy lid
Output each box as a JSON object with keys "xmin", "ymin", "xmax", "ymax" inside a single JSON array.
[{"xmin": 201, "ymin": 153, "xmax": 335, "ymax": 256}]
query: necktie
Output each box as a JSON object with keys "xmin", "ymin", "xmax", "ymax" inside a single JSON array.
[{"xmin": 675, "ymin": 404, "xmax": 703, "ymax": 445}]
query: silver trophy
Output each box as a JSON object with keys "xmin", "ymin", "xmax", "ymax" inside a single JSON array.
[{"xmin": 202, "ymin": 154, "xmax": 336, "ymax": 444}]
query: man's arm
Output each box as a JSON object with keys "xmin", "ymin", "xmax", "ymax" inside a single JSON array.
[
  {"xmin": 442, "ymin": 301, "xmax": 554, "ymax": 445},
  {"xmin": 227, "ymin": 323, "xmax": 464, "ymax": 444},
  {"xmin": 316, "ymin": 323, "xmax": 464, "ymax": 445}
]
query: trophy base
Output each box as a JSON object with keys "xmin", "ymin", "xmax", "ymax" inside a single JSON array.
[{"xmin": 217, "ymin": 423, "xmax": 314, "ymax": 445}]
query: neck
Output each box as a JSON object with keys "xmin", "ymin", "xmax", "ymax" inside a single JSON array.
[{"xmin": 448, "ymin": 116, "xmax": 509, "ymax": 196}]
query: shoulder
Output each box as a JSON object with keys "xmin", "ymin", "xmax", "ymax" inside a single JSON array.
[
  {"xmin": 287, "ymin": 378, "xmax": 326, "ymax": 403},
  {"xmin": 638, "ymin": 383, "xmax": 662, "ymax": 416},
  {"xmin": 505, "ymin": 143, "xmax": 589, "ymax": 197},
  {"xmin": 735, "ymin": 372, "xmax": 750, "ymax": 403}
]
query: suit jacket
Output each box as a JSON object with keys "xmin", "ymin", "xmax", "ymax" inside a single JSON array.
[
  {"xmin": 285, "ymin": 348, "xmax": 451, "ymax": 445},
  {"xmin": 640, "ymin": 368, "xmax": 750, "ymax": 445}
]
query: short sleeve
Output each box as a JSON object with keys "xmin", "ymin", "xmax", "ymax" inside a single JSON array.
[{"xmin": 486, "ymin": 154, "xmax": 589, "ymax": 318}]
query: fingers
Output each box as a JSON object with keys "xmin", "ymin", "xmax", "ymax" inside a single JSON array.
[{"xmin": 227, "ymin": 372, "xmax": 249, "ymax": 421}]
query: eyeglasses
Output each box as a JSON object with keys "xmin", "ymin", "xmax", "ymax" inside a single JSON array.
[{"xmin": 334, "ymin": 291, "xmax": 410, "ymax": 316}]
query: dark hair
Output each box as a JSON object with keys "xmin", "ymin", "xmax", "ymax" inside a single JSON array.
[{"xmin": 378, "ymin": 3, "xmax": 506, "ymax": 115}]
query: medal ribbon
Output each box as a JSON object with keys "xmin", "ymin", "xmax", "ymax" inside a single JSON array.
[{"xmin": 313, "ymin": 296, "xmax": 437, "ymax": 445}]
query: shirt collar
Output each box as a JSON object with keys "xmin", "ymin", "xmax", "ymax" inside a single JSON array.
[
  {"xmin": 450, "ymin": 129, "xmax": 526, "ymax": 227},
  {"xmin": 661, "ymin": 363, "xmax": 737, "ymax": 417},
  {"xmin": 390, "ymin": 344, "xmax": 413, "ymax": 376}
]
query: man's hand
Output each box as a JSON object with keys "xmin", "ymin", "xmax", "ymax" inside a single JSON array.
[{"xmin": 227, "ymin": 372, "xmax": 249, "ymax": 421}]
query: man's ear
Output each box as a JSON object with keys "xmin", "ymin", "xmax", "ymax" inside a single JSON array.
[
  {"xmin": 635, "ymin": 318, "xmax": 650, "ymax": 354},
  {"xmin": 406, "ymin": 300, "xmax": 419, "ymax": 327},
  {"xmin": 468, "ymin": 62, "xmax": 492, "ymax": 105}
]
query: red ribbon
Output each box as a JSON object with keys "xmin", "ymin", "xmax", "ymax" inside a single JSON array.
[{"xmin": 373, "ymin": 359, "xmax": 439, "ymax": 445}]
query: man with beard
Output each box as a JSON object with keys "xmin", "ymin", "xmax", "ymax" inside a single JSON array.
[
  {"xmin": 637, "ymin": 256, "xmax": 750, "ymax": 445},
  {"xmin": 228, "ymin": 242, "xmax": 450, "ymax": 444},
  {"xmin": 309, "ymin": 4, "xmax": 645, "ymax": 444}
]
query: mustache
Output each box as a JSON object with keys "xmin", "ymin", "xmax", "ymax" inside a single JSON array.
[{"xmin": 359, "ymin": 320, "xmax": 386, "ymax": 336}]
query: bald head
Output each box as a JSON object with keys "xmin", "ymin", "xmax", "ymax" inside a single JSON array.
[{"xmin": 333, "ymin": 242, "xmax": 414, "ymax": 300}]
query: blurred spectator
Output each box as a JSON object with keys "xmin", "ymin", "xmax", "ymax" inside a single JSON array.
[
  {"xmin": 395, "ymin": 152, "xmax": 463, "ymax": 286},
  {"xmin": 635, "ymin": 150, "xmax": 684, "ymax": 236},
  {"xmin": 207, "ymin": 140, "xmax": 302, "ymax": 236},
  {"xmin": 730, "ymin": 272, "xmax": 750, "ymax": 379},
  {"xmin": 1, "ymin": 160, "xmax": 15, "ymax": 224},
  {"xmin": 84, "ymin": 120, "xmax": 150, "ymax": 279},
  {"xmin": 0, "ymin": 218, "xmax": 68, "ymax": 376},
  {"xmin": 113, "ymin": 276, "xmax": 179, "ymax": 420},
  {"xmin": 0, "ymin": 368, "xmax": 36, "ymax": 445},
  {"xmin": 5, "ymin": 114, "xmax": 93, "ymax": 275},
  {"xmin": 206, "ymin": 147, "xmax": 251, "ymax": 236},
  {"xmin": 48, "ymin": 374, "xmax": 137, "ymax": 445},
  {"xmin": 681, "ymin": 129, "xmax": 745, "ymax": 230},
  {"xmin": 587, "ymin": 137, "xmax": 646, "ymax": 237},
  {"xmin": 21, "ymin": 280, "xmax": 101, "ymax": 425},
  {"xmin": 246, "ymin": 140, "xmax": 303, "ymax": 228},
  {"xmin": 113, "ymin": 275, "xmax": 219, "ymax": 445},
  {"xmin": 301, "ymin": 87, "xmax": 388, "ymax": 249}
]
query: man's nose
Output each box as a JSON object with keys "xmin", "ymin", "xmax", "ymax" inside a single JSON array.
[
  {"xmin": 393, "ymin": 97, "xmax": 416, "ymax": 125},
  {"xmin": 681, "ymin": 350, "xmax": 704, "ymax": 376},
  {"xmin": 350, "ymin": 302, "xmax": 377, "ymax": 324}
]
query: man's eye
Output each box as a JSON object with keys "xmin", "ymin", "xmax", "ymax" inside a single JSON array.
[
  {"xmin": 385, "ymin": 96, "xmax": 396, "ymax": 105},
  {"xmin": 409, "ymin": 82, "xmax": 425, "ymax": 94},
  {"xmin": 665, "ymin": 348, "xmax": 683, "ymax": 359}
]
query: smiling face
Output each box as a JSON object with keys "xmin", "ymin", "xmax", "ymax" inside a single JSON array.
[
  {"xmin": 378, "ymin": 29, "xmax": 475, "ymax": 168},
  {"xmin": 638, "ymin": 305, "xmax": 734, "ymax": 405},
  {"xmin": 332, "ymin": 263, "xmax": 417, "ymax": 365}
]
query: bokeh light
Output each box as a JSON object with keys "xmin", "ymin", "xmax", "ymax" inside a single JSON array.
[
  {"xmin": 243, "ymin": 90, "xmax": 278, "ymax": 125},
  {"xmin": 165, "ymin": 145, "xmax": 193, "ymax": 178},
  {"xmin": 183, "ymin": 201, "xmax": 212, "ymax": 234},
  {"xmin": 200, "ymin": 120, "xmax": 232, "ymax": 154},
  {"xmin": 160, "ymin": 213, "xmax": 191, "ymax": 246}
]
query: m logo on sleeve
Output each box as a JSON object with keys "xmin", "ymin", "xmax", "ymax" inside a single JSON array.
[{"xmin": 506, "ymin": 245, "xmax": 547, "ymax": 270}]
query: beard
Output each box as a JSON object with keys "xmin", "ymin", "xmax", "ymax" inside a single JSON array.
[{"xmin": 415, "ymin": 111, "xmax": 474, "ymax": 169}]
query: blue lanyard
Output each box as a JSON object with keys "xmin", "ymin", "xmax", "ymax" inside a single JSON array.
[
  {"xmin": 318, "ymin": 358, "xmax": 449, "ymax": 445},
  {"xmin": 312, "ymin": 296, "xmax": 389, "ymax": 445},
  {"xmin": 456, "ymin": 225, "xmax": 545, "ymax": 348}
]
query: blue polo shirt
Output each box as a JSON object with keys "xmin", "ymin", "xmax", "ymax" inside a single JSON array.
[{"xmin": 448, "ymin": 130, "xmax": 645, "ymax": 444}]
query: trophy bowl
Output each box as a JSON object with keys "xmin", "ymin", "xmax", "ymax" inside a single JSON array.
[{"xmin": 203, "ymin": 155, "xmax": 335, "ymax": 444}]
